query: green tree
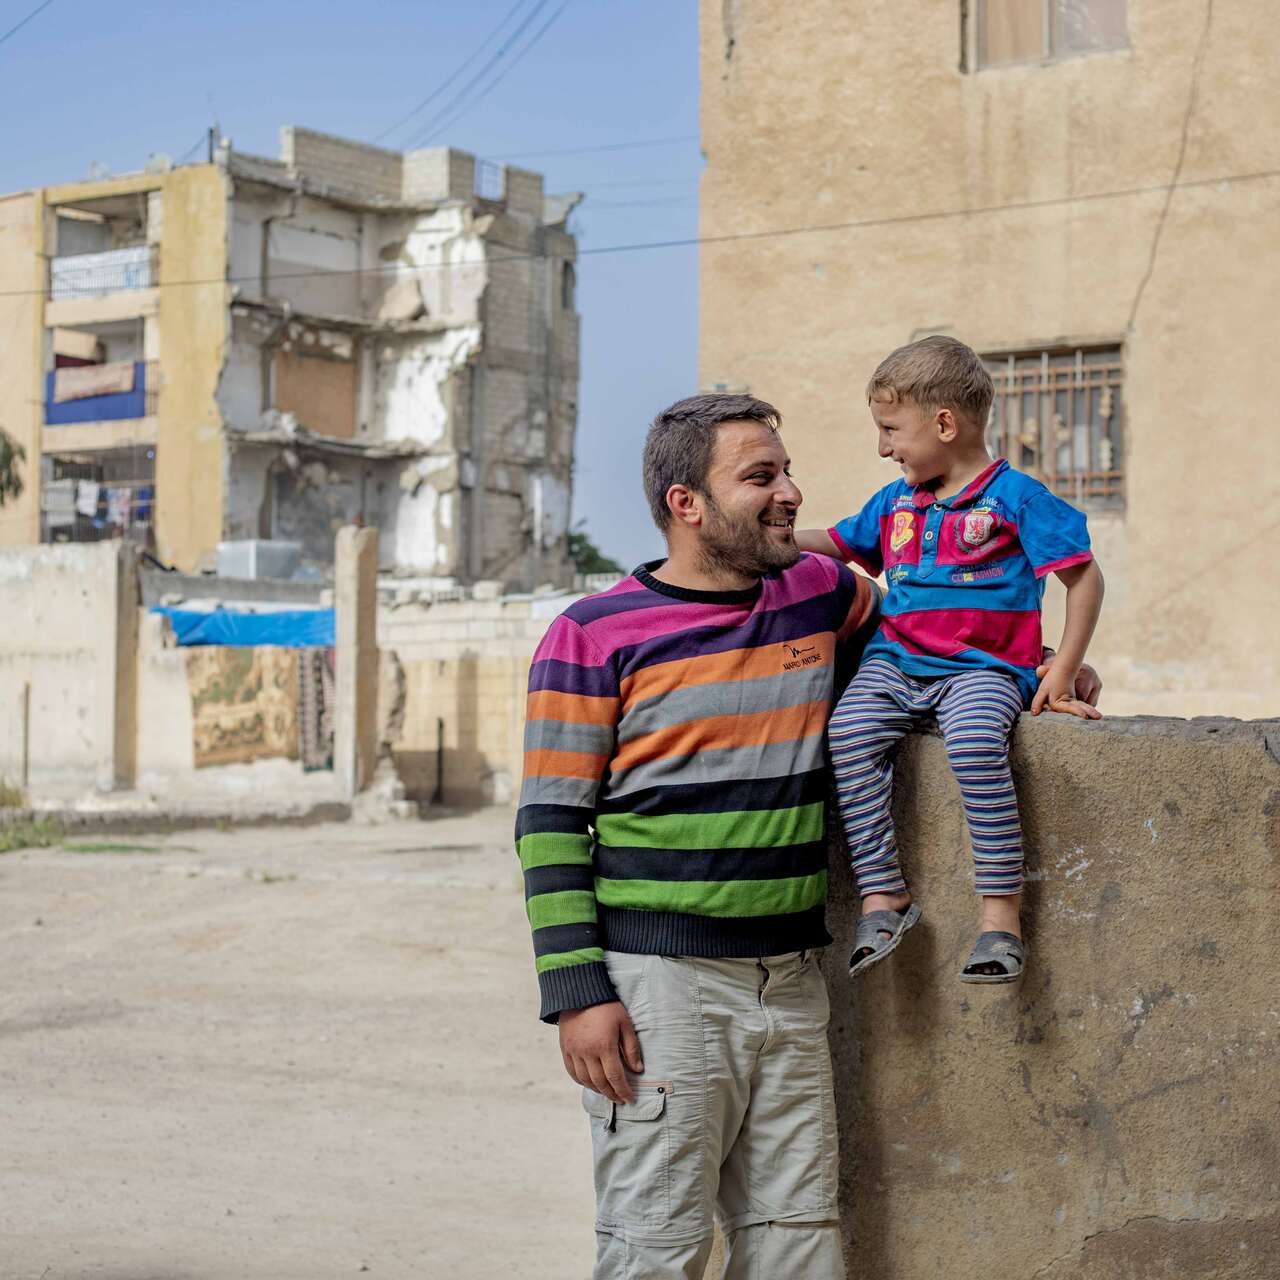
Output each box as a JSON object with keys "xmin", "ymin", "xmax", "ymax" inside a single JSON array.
[
  {"xmin": 0, "ymin": 428, "xmax": 24, "ymax": 506},
  {"xmin": 567, "ymin": 521, "xmax": 623, "ymax": 576}
]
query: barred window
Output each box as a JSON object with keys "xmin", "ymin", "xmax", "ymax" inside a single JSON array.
[
  {"xmin": 974, "ymin": 0, "xmax": 1127, "ymax": 69},
  {"xmin": 983, "ymin": 346, "xmax": 1124, "ymax": 509}
]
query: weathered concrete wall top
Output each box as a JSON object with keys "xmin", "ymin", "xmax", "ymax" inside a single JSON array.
[{"xmin": 827, "ymin": 713, "xmax": 1279, "ymax": 1279}]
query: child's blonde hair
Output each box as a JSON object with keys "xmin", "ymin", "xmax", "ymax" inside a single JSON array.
[{"xmin": 867, "ymin": 335, "xmax": 994, "ymax": 429}]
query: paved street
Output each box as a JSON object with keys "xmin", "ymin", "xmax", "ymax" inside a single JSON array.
[{"xmin": 0, "ymin": 812, "xmax": 595, "ymax": 1280}]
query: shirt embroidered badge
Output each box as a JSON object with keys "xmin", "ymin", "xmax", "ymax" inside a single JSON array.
[
  {"xmin": 958, "ymin": 509, "xmax": 997, "ymax": 551},
  {"xmin": 889, "ymin": 511, "xmax": 916, "ymax": 553}
]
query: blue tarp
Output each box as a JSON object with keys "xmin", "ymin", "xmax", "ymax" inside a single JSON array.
[
  {"xmin": 151, "ymin": 606, "xmax": 335, "ymax": 648},
  {"xmin": 46, "ymin": 361, "xmax": 147, "ymax": 424}
]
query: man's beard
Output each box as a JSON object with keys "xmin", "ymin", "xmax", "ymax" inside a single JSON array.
[{"xmin": 697, "ymin": 494, "xmax": 801, "ymax": 581}]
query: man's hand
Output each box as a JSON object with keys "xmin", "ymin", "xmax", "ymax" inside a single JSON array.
[
  {"xmin": 559, "ymin": 1001, "xmax": 644, "ymax": 1104},
  {"xmin": 1031, "ymin": 659, "xmax": 1103, "ymax": 719}
]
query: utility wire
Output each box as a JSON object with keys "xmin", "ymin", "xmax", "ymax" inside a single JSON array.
[
  {"xmin": 408, "ymin": 0, "xmax": 572, "ymax": 149},
  {"xmin": 490, "ymin": 133, "xmax": 699, "ymax": 161},
  {"xmin": 373, "ymin": 0, "xmax": 532, "ymax": 145},
  {"xmin": 7, "ymin": 166, "xmax": 1278, "ymax": 300},
  {"xmin": 176, "ymin": 134, "xmax": 208, "ymax": 166},
  {"xmin": 0, "ymin": 0, "xmax": 55, "ymax": 48},
  {"xmin": 401, "ymin": 0, "xmax": 555, "ymax": 150}
]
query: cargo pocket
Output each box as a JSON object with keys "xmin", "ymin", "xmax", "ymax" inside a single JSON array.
[{"xmin": 582, "ymin": 1082, "xmax": 673, "ymax": 1230}]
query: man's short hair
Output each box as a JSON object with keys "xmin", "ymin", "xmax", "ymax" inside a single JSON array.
[
  {"xmin": 866, "ymin": 335, "xmax": 994, "ymax": 428},
  {"xmin": 643, "ymin": 393, "xmax": 782, "ymax": 530}
]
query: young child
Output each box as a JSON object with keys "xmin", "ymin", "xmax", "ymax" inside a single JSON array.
[{"xmin": 796, "ymin": 336, "xmax": 1104, "ymax": 983}]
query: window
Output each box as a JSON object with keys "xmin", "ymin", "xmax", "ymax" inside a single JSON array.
[
  {"xmin": 982, "ymin": 346, "xmax": 1124, "ymax": 508},
  {"xmin": 975, "ymin": 0, "xmax": 1127, "ymax": 69},
  {"xmin": 41, "ymin": 445, "xmax": 156, "ymax": 544}
]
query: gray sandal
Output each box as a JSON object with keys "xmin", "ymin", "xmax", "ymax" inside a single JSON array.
[
  {"xmin": 960, "ymin": 931, "xmax": 1026, "ymax": 984},
  {"xmin": 848, "ymin": 903, "xmax": 922, "ymax": 977}
]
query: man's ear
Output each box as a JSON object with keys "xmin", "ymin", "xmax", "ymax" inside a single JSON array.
[
  {"xmin": 934, "ymin": 408, "xmax": 960, "ymax": 444},
  {"xmin": 666, "ymin": 484, "xmax": 702, "ymax": 528}
]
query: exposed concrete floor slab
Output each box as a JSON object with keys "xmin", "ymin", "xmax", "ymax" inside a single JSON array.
[{"xmin": 0, "ymin": 811, "xmax": 595, "ymax": 1280}]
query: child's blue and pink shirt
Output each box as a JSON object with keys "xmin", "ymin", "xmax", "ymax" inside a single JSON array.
[{"xmin": 827, "ymin": 459, "xmax": 1092, "ymax": 705}]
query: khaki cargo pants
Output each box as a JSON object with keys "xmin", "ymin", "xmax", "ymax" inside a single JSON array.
[{"xmin": 583, "ymin": 950, "xmax": 844, "ymax": 1280}]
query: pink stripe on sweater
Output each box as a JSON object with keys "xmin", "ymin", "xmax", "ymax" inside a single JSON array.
[{"xmin": 582, "ymin": 599, "xmax": 751, "ymax": 649}]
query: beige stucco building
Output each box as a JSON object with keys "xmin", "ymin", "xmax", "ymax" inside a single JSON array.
[
  {"xmin": 0, "ymin": 127, "xmax": 581, "ymax": 590},
  {"xmin": 700, "ymin": 0, "xmax": 1280, "ymax": 717}
]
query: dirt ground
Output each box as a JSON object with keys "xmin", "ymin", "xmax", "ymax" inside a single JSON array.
[{"xmin": 0, "ymin": 811, "xmax": 596, "ymax": 1280}]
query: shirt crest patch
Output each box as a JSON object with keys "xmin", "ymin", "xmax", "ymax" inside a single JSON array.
[
  {"xmin": 889, "ymin": 511, "xmax": 916, "ymax": 553},
  {"xmin": 958, "ymin": 508, "xmax": 997, "ymax": 551}
]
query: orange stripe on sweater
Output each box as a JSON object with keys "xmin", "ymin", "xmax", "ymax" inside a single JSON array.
[
  {"xmin": 522, "ymin": 748, "xmax": 609, "ymax": 780},
  {"xmin": 526, "ymin": 690, "xmax": 620, "ymax": 726},
  {"xmin": 612, "ymin": 699, "xmax": 828, "ymax": 772},
  {"xmin": 619, "ymin": 633, "xmax": 832, "ymax": 704}
]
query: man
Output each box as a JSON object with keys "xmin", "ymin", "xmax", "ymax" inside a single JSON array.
[{"xmin": 515, "ymin": 394, "xmax": 1099, "ymax": 1279}]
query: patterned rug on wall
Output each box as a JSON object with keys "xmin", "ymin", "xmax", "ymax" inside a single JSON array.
[{"xmin": 186, "ymin": 646, "xmax": 300, "ymax": 768}]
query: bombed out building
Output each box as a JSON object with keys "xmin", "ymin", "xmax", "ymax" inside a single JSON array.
[{"xmin": 0, "ymin": 126, "xmax": 581, "ymax": 590}]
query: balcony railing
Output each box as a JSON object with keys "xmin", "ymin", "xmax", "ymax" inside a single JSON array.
[{"xmin": 49, "ymin": 245, "xmax": 155, "ymax": 301}]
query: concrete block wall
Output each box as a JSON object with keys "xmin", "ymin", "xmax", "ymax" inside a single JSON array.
[
  {"xmin": 502, "ymin": 166, "xmax": 544, "ymax": 218},
  {"xmin": 402, "ymin": 148, "xmax": 476, "ymax": 204},
  {"xmin": 378, "ymin": 594, "xmax": 574, "ymax": 806},
  {"xmin": 281, "ymin": 126, "xmax": 402, "ymax": 202}
]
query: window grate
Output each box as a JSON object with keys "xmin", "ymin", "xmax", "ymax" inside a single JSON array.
[{"xmin": 983, "ymin": 346, "xmax": 1124, "ymax": 509}]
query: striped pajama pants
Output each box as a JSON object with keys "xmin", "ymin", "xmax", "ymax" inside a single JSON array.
[{"xmin": 829, "ymin": 658, "xmax": 1027, "ymax": 897}]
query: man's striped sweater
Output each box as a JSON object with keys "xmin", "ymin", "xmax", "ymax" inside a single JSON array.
[{"xmin": 516, "ymin": 554, "xmax": 879, "ymax": 1022}]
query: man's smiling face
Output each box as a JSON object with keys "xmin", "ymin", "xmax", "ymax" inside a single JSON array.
[{"xmin": 696, "ymin": 420, "xmax": 803, "ymax": 577}]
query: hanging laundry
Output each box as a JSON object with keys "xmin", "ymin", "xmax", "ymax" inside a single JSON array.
[
  {"xmin": 53, "ymin": 360, "xmax": 136, "ymax": 404},
  {"xmin": 133, "ymin": 485, "xmax": 154, "ymax": 525},
  {"xmin": 42, "ymin": 478, "xmax": 77, "ymax": 529},
  {"xmin": 106, "ymin": 486, "xmax": 132, "ymax": 529},
  {"xmin": 75, "ymin": 479, "xmax": 100, "ymax": 518}
]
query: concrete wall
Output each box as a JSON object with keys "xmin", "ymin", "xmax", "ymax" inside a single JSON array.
[
  {"xmin": 826, "ymin": 712, "xmax": 1280, "ymax": 1279},
  {"xmin": 698, "ymin": 0, "xmax": 1280, "ymax": 719},
  {"xmin": 0, "ymin": 542, "xmax": 137, "ymax": 794},
  {"xmin": 378, "ymin": 591, "xmax": 574, "ymax": 807},
  {"xmin": 281, "ymin": 126, "xmax": 402, "ymax": 203}
]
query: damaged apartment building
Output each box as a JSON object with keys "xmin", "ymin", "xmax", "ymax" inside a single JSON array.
[{"xmin": 0, "ymin": 127, "xmax": 581, "ymax": 589}]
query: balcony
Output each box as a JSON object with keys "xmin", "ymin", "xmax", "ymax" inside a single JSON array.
[
  {"xmin": 45, "ymin": 360, "xmax": 157, "ymax": 427},
  {"xmin": 49, "ymin": 245, "xmax": 155, "ymax": 301}
]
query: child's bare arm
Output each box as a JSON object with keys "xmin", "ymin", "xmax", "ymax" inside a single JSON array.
[
  {"xmin": 1031, "ymin": 560, "xmax": 1105, "ymax": 719},
  {"xmin": 795, "ymin": 528, "xmax": 845, "ymax": 559}
]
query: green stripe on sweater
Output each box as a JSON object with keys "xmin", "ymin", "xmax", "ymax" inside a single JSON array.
[
  {"xmin": 527, "ymin": 889, "xmax": 598, "ymax": 930},
  {"xmin": 536, "ymin": 946, "xmax": 606, "ymax": 973},
  {"xmin": 517, "ymin": 831, "xmax": 593, "ymax": 869},
  {"xmin": 595, "ymin": 802, "xmax": 824, "ymax": 851},
  {"xmin": 596, "ymin": 870, "xmax": 827, "ymax": 917}
]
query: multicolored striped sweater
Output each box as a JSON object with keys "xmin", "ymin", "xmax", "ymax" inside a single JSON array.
[{"xmin": 516, "ymin": 554, "xmax": 879, "ymax": 1022}]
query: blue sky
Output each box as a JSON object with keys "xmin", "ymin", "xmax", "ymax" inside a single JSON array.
[{"xmin": 0, "ymin": 0, "xmax": 699, "ymax": 569}]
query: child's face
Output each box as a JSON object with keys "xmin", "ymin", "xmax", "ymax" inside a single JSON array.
[{"xmin": 870, "ymin": 394, "xmax": 949, "ymax": 487}]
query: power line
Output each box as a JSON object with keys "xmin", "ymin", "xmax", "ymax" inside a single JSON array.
[
  {"xmin": 6, "ymin": 166, "xmax": 1278, "ymax": 300},
  {"xmin": 489, "ymin": 133, "xmax": 699, "ymax": 161},
  {"xmin": 0, "ymin": 0, "xmax": 55, "ymax": 48},
  {"xmin": 373, "ymin": 0, "xmax": 532, "ymax": 145},
  {"xmin": 407, "ymin": 0, "xmax": 572, "ymax": 149},
  {"xmin": 400, "ymin": 0, "xmax": 555, "ymax": 150},
  {"xmin": 175, "ymin": 134, "xmax": 208, "ymax": 166}
]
